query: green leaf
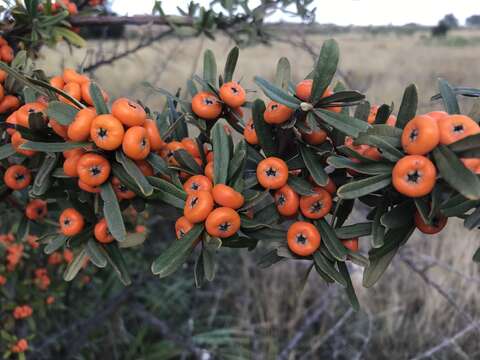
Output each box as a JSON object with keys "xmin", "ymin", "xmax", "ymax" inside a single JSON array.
[
  {"xmin": 335, "ymin": 222, "xmax": 372, "ymax": 239},
  {"xmin": 89, "ymin": 82, "xmax": 109, "ymax": 115},
  {"xmin": 254, "ymin": 76, "xmax": 300, "ymax": 109},
  {"xmin": 31, "ymin": 152, "xmax": 57, "ymax": 197},
  {"xmin": 380, "ymin": 201, "xmax": 415, "ymax": 229},
  {"xmin": 53, "ymin": 26, "xmax": 86, "ymax": 47},
  {"xmin": 203, "ymin": 49, "xmax": 217, "ymax": 88},
  {"xmin": 211, "ymin": 121, "xmax": 231, "ymax": 184},
  {"xmin": 414, "ymin": 197, "xmax": 431, "ymax": 224},
  {"xmin": 311, "ymin": 39, "xmax": 339, "ymax": 104},
  {"xmin": 363, "ymin": 226, "xmax": 414, "ymax": 287},
  {"xmin": 464, "ymin": 206, "xmax": 480, "ymax": 230},
  {"xmin": 338, "ymin": 262, "xmax": 360, "ymax": 311},
  {"xmin": 468, "ymin": 100, "xmax": 480, "ymax": 123},
  {"xmin": 448, "ymin": 133, "xmax": 480, "ymax": 153},
  {"xmin": 327, "ymin": 156, "xmax": 393, "ymax": 175},
  {"xmin": 63, "ymin": 248, "xmax": 88, "ymax": 281},
  {"xmin": 148, "ymin": 176, "xmax": 187, "ymax": 209},
  {"xmin": 316, "ymin": 91, "xmax": 365, "ymax": 106},
  {"xmin": 26, "ymin": 76, "xmax": 86, "ymax": 109},
  {"xmin": 228, "ymin": 140, "xmax": 247, "ymax": 177},
  {"xmin": 194, "ymin": 251, "xmax": 205, "ymax": 288},
  {"xmin": 147, "ymin": 153, "xmax": 172, "ymax": 177},
  {"xmin": 347, "ymin": 251, "xmax": 370, "ymax": 268},
  {"xmin": 0, "ymin": 63, "xmax": 49, "ymax": 98},
  {"xmin": 337, "ymin": 174, "xmax": 391, "ymax": 199},
  {"xmin": 433, "ymin": 145, "xmax": 480, "ymax": 200},
  {"xmin": 173, "ymin": 149, "xmax": 203, "ymax": 174},
  {"xmin": 333, "ymin": 199, "xmax": 355, "ymax": 228},
  {"xmin": 354, "ymin": 101, "xmax": 371, "ymax": 122},
  {"xmin": 223, "ymin": 47, "xmax": 239, "ymax": 83},
  {"xmin": 396, "ymin": 84, "xmax": 418, "ymax": 129},
  {"xmin": 314, "ymin": 109, "xmax": 370, "ymax": 138},
  {"xmin": 203, "ymin": 238, "xmax": 218, "ymax": 282},
  {"xmin": 23, "ymin": 87, "xmax": 38, "ymax": 103},
  {"xmin": 118, "ymin": 232, "xmax": 147, "ymax": 248},
  {"xmin": 151, "ymin": 224, "xmax": 204, "ymax": 277},
  {"xmin": 100, "ymin": 183, "xmax": 127, "ymax": 242},
  {"xmin": 441, "ymin": 195, "xmax": 478, "ymax": 217},
  {"xmin": 287, "ymin": 176, "xmax": 316, "ymax": 195},
  {"xmin": 46, "ymin": 101, "xmax": 79, "ymax": 125},
  {"xmin": 111, "ymin": 163, "xmax": 143, "ymax": 196},
  {"xmin": 473, "ymin": 248, "xmax": 480, "ymax": 263},
  {"xmin": 28, "ymin": 112, "xmax": 48, "ymax": 132},
  {"xmin": 364, "ymin": 243, "xmax": 397, "ymax": 286},
  {"xmin": 374, "ymin": 104, "xmax": 393, "ymax": 124},
  {"xmin": 299, "ymin": 144, "xmax": 328, "ymax": 186},
  {"xmin": 372, "ymin": 201, "xmax": 386, "ymax": 248},
  {"xmin": 20, "ymin": 141, "xmax": 88, "ymax": 152},
  {"xmin": 313, "ymin": 252, "xmax": 347, "ymax": 287},
  {"xmin": 0, "ymin": 144, "xmax": 15, "ymax": 160},
  {"xmin": 252, "ymin": 99, "xmax": 276, "ymax": 157},
  {"xmin": 103, "ymin": 244, "xmax": 132, "ymax": 285},
  {"xmin": 258, "ymin": 249, "xmax": 285, "ymax": 268},
  {"xmin": 355, "ymin": 135, "xmax": 403, "ymax": 162},
  {"xmin": 356, "ymin": 124, "xmax": 402, "ymax": 143},
  {"xmin": 274, "ymin": 57, "xmax": 291, "ymax": 91},
  {"xmin": 116, "ymin": 151, "xmax": 154, "ymax": 197},
  {"xmin": 86, "ymin": 239, "xmax": 107, "ymax": 268},
  {"xmin": 44, "ymin": 233, "xmax": 68, "ymax": 254},
  {"xmin": 438, "ymin": 78, "xmax": 460, "ymax": 115},
  {"xmin": 315, "ymin": 219, "xmax": 348, "ymax": 261},
  {"xmin": 15, "ymin": 216, "xmax": 29, "ymax": 242},
  {"xmin": 242, "ymin": 225, "xmax": 286, "ymax": 243}
]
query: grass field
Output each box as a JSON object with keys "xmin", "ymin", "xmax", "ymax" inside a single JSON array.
[{"xmin": 37, "ymin": 28, "xmax": 480, "ymax": 359}]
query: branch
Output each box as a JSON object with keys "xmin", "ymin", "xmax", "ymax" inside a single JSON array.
[
  {"xmin": 276, "ymin": 287, "xmax": 336, "ymax": 360},
  {"xmin": 133, "ymin": 304, "xmax": 206, "ymax": 358},
  {"xmin": 298, "ymin": 308, "xmax": 354, "ymax": 360},
  {"xmin": 83, "ymin": 29, "xmax": 174, "ymax": 72},
  {"xmin": 69, "ymin": 15, "xmax": 194, "ymax": 27},
  {"xmin": 410, "ymin": 320, "xmax": 480, "ymax": 360},
  {"xmin": 31, "ymin": 282, "xmax": 140, "ymax": 357},
  {"xmin": 400, "ymin": 254, "xmax": 479, "ymax": 330}
]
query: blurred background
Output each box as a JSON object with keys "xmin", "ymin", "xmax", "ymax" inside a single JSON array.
[{"xmin": 30, "ymin": 1, "xmax": 480, "ymax": 359}]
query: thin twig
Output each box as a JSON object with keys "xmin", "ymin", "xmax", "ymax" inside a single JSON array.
[
  {"xmin": 410, "ymin": 320, "xmax": 480, "ymax": 360},
  {"xmin": 276, "ymin": 288, "xmax": 336, "ymax": 360},
  {"xmin": 133, "ymin": 304, "xmax": 207, "ymax": 358},
  {"xmin": 84, "ymin": 30, "xmax": 174, "ymax": 73},
  {"xmin": 31, "ymin": 281, "xmax": 141, "ymax": 357},
  {"xmin": 70, "ymin": 15, "xmax": 194, "ymax": 27},
  {"xmin": 400, "ymin": 254, "xmax": 478, "ymax": 328},
  {"xmin": 298, "ymin": 308, "xmax": 354, "ymax": 360}
]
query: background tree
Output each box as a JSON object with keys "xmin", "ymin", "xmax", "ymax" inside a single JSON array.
[{"xmin": 466, "ymin": 14, "xmax": 480, "ymax": 27}]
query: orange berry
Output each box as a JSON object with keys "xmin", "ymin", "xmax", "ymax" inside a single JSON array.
[
  {"xmin": 111, "ymin": 98, "xmax": 146, "ymax": 127},
  {"xmin": 205, "ymin": 207, "xmax": 241, "ymax": 238},
  {"xmin": 287, "ymin": 221, "xmax": 321, "ymax": 256}
]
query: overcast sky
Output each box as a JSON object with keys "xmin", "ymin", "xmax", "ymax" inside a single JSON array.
[{"xmin": 111, "ymin": 0, "xmax": 479, "ymax": 26}]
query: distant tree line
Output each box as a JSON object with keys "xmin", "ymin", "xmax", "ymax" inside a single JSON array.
[{"xmin": 467, "ymin": 15, "xmax": 480, "ymax": 27}]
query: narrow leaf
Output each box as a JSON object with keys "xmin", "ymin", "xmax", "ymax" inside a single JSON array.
[
  {"xmin": 151, "ymin": 224, "xmax": 204, "ymax": 277},
  {"xmin": 433, "ymin": 145, "xmax": 480, "ymax": 200},
  {"xmin": 337, "ymin": 174, "xmax": 391, "ymax": 199},
  {"xmin": 100, "ymin": 183, "xmax": 127, "ymax": 242},
  {"xmin": 396, "ymin": 84, "xmax": 418, "ymax": 129}
]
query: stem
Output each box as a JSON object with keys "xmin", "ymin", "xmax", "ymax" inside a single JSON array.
[{"xmin": 69, "ymin": 15, "xmax": 194, "ymax": 27}]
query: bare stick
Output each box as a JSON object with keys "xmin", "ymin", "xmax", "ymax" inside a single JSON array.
[
  {"xmin": 410, "ymin": 320, "xmax": 480, "ymax": 360},
  {"xmin": 84, "ymin": 30, "xmax": 174, "ymax": 73},
  {"xmin": 70, "ymin": 15, "xmax": 194, "ymax": 27},
  {"xmin": 276, "ymin": 288, "xmax": 336, "ymax": 360}
]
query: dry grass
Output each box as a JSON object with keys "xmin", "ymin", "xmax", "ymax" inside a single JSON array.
[{"xmin": 36, "ymin": 28, "xmax": 480, "ymax": 358}]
